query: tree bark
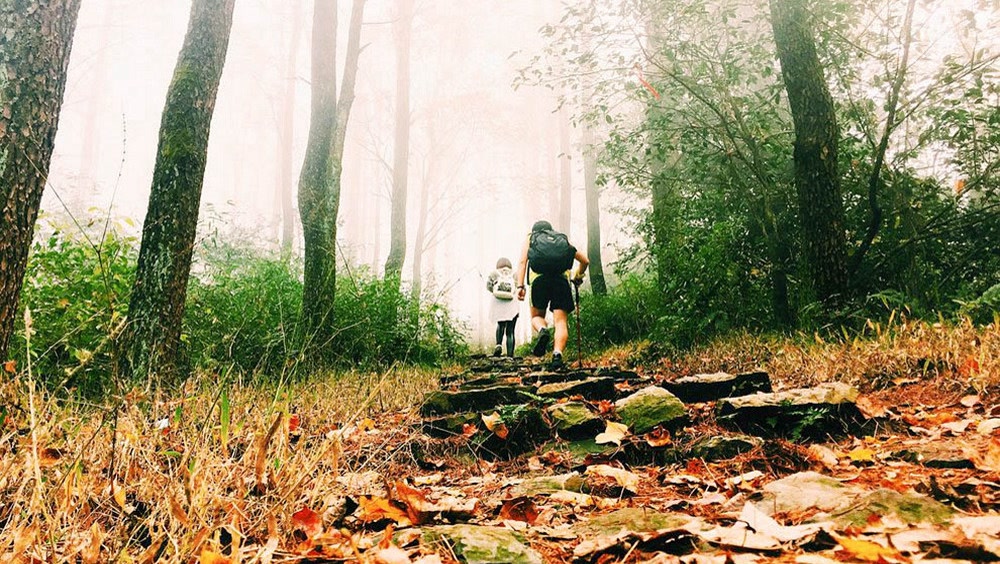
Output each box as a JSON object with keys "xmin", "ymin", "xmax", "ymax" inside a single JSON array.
[
  {"xmin": 769, "ymin": 0, "xmax": 849, "ymax": 306},
  {"xmin": 277, "ymin": 0, "xmax": 301, "ymax": 258},
  {"xmin": 119, "ymin": 0, "xmax": 235, "ymax": 383},
  {"xmin": 0, "ymin": 0, "xmax": 82, "ymax": 362},
  {"xmin": 581, "ymin": 123, "xmax": 607, "ymax": 295},
  {"xmin": 299, "ymin": 0, "xmax": 366, "ymax": 345},
  {"xmin": 384, "ymin": 0, "xmax": 414, "ymax": 282},
  {"xmin": 558, "ymin": 106, "xmax": 572, "ymax": 233}
]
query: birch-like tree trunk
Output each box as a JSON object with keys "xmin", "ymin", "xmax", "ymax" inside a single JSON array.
[
  {"xmin": 119, "ymin": 0, "xmax": 235, "ymax": 383},
  {"xmin": 299, "ymin": 0, "xmax": 366, "ymax": 346},
  {"xmin": 384, "ymin": 0, "xmax": 414, "ymax": 282},
  {"xmin": 0, "ymin": 0, "xmax": 82, "ymax": 362},
  {"xmin": 581, "ymin": 124, "xmax": 606, "ymax": 295}
]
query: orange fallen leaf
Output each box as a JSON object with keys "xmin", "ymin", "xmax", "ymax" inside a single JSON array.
[
  {"xmin": 288, "ymin": 414, "xmax": 301, "ymax": 432},
  {"xmin": 292, "ymin": 507, "xmax": 324, "ymax": 539},
  {"xmin": 500, "ymin": 496, "xmax": 539, "ymax": 524},
  {"xmin": 198, "ymin": 548, "xmax": 232, "ymax": 564},
  {"xmin": 974, "ymin": 438, "xmax": 1000, "ymax": 473},
  {"xmin": 395, "ymin": 481, "xmax": 433, "ymax": 525},
  {"xmin": 645, "ymin": 428, "xmax": 672, "ymax": 447},
  {"xmin": 38, "ymin": 447, "xmax": 64, "ymax": 467},
  {"xmin": 357, "ymin": 496, "xmax": 412, "ymax": 527},
  {"xmin": 2, "ymin": 360, "xmax": 15, "ymax": 373}
]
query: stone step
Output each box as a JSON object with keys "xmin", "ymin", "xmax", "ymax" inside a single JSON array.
[{"xmin": 662, "ymin": 370, "xmax": 772, "ymax": 403}]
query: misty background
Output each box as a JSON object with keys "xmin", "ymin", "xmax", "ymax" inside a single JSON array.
[{"xmin": 42, "ymin": 0, "xmax": 632, "ymax": 347}]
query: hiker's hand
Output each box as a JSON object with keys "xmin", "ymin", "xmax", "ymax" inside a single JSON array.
[
  {"xmin": 572, "ymin": 275, "xmax": 584, "ymax": 287},
  {"xmin": 517, "ymin": 286, "xmax": 526, "ymax": 300}
]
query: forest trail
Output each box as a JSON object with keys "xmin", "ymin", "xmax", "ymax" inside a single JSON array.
[{"xmin": 269, "ymin": 355, "xmax": 1000, "ymax": 563}]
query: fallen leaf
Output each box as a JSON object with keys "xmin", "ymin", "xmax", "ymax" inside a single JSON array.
[
  {"xmin": 292, "ymin": 507, "xmax": 324, "ymax": 539},
  {"xmin": 461, "ymin": 423, "xmax": 478, "ymax": 437},
  {"xmin": 288, "ymin": 414, "xmax": 300, "ymax": 432},
  {"xmin": 585, "ymin": 464, "xmax": 640, "ymax": 493},
  {"xmin": 3, "ymin": 360, "xmax": 15, "ymax": 373},
  {"xmin": 807, "ymin": 444, "xmax": 839, "ymax": 469},
  {"xmin": 645, "ymin": 427, "xmax": 672, "ymax": 447},
  {"xmin": 481, "ymin": 412, "xmax": 509, "ymax": 439},
  {"xmin": 112, "ymin": 481, "xmax": 127, "ymax": 509},
  {"xmin": 831, "ymin": 532, "xmax": 906, "ymax": 562},
  {"xmin": 977, "ymin": 419, "xmax": 1000, "ymax": 435},
  {"xmin": 373, "ymin": 545, "xmax": 411, "ymax": 564},
  {"xmin": 412, "ymin": 473, "xmax": 443, "ymax": 486},
  {"xmin": 856, "ymin": 395, "xmax": 889, "ymax": 418},
  {"xmin": 38, "ymin": 447, "xmax": 64, "ymax": 467},
  {"xmin": 500, "ymin": 496, "xmax": 539, "ymax": 524},
  {"xmin": 358, "ymin": 496, "xmax": 412, "ymax": 527},
  {"xmin": 848, "ymin": 448, "xmax": 876, "ymax": 462},
  {"xmin": 961, "ymin": 395, "xmax": 981, "ymax": 408},
  {"xmin": 974, "ymin": 438, "xmax": 1000, "ymax": 473},
  {"xmin": 594, "ymin": 421, "xmax": 629, "ymax": 446},
  {"xmin": 199, "ymin": 548, "xmax": 232, "ymax": 564},
  {"xmin": 941, "ymin": 419, "xmax": 972, "ymax": 434}
]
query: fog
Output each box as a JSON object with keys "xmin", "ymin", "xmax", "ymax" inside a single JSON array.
[{"xmin": 44, "ymin": 0, "xmax": 634, "ymax": 346}]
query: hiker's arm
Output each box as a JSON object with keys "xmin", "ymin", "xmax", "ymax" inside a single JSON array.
[
  {"xmin": 573, "ymin": 249, "xmax": 589, "ymax": 283},
  {"xmin": 516, "ymin": 237, "xmax": 530, "ymax": 301}
]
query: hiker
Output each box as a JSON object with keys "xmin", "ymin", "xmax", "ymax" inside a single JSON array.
[
  {"xmin": 515, "ymin": 220, "xmax": 588, "ymax": 370},
  {"xmin": 486, "ymin": 257, "xmax": 520, "ymax": 357}
]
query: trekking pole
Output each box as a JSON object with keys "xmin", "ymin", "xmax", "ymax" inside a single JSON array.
[{"xmin": 573, "ymin": 281, "xmax": 583, "ymax": 368}]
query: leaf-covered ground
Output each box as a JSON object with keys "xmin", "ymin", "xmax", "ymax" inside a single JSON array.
[{"xmin": 1, "ymin": 320, "xmax": 999, "ymax": 563}]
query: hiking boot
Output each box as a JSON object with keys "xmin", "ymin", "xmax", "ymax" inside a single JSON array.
[
  {"xmin": 493, "ymin": 344, "xmax": 502, "ymax": 357},
  {"xmin": 532, "ymin": 327, "xmax": 551, "ymax": 357},
  {"xmin": 548, "ymin": 353, "xmax": 565, "ymax": 371}
]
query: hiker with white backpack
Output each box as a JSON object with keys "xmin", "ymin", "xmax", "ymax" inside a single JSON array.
[
  {"xmin": 515, "ymin": 220, "xmax": 589, "ymax": 370},
  {"xmin": 485, "ymin": 257, "xmax": 520, "ymax": 357}
]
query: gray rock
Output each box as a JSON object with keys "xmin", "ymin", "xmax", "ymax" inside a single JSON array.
[
  {"xmin": 687, "ymin": 434, "xmax": 763, "ymax": 461},
  {"xmin": 614, "ymin": 386, "xmax": 686, "ymax": 434},
  {"xmin": 421, "ymin": 385, "xmax": 539, "ymax": 416},
  {"xmin": 663, "ymin": 371, "xmax": 772, "ymax": 403},
  {"xmin": 716, "ymin": 382, "xmax": 873, "ymax": 440},
  {"xmin": 537, "ymin": 377, "xmax": 616, "ymax": 401},
  {"xmin": 833, "ymin": 488, "xmax": 954, "ymax": 527},
  {"xmin": 545, "ymin": 401, "xmax": 603, "ymax": 440},
  {"xmin": 421, "ymin": 412, "xmax": 479, "ymax": 438},
  {"xmin": 423, "ymin": 524, "xmax": 542, "ymax": 564}
]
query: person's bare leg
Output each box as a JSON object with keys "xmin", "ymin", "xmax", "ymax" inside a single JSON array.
[
  {"xmin": 552, "ymin": 309, "xmax": 569, "ymax": 354},
  {"xmin": 530, "ymin": 307, "xmax": 547, "ymax": 333}
]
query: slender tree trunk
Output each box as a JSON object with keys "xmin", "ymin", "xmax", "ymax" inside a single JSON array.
[
  {"xmin": 384, "ymin": 0, "xmax": 414, "ymax": 282},
  {"xmin": 0, "ymin": 0, "xmax": 82, "ymax": 362},
  {"xmin": 277, "ymin": 0, "xmax": 301, "ymax": 258},
  {"xmin": 581, "ymin": 123, "xmax": 606, "ymax": 295},
  {"xmin": 770, "ymin": 0, "xmax": 849, "ymax": 306},
  {"xmin": 558, "ymin": 106, "xmax": 572, "ymax": 233},
  {"xmin": 120, "ymin": 0, "xmax": 236, "ymax": 383},
  {"xmin": 299, "ymin": 0, "xmax": 366, "ymax": 345},
  {"xmin": 410, "ymin": 176, "xmax": 430, "ymax": 301}
]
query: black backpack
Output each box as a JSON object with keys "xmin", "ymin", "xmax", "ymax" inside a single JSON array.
[{"xmin": 528, "ymin": 229, "xmax": 576, "ymax": 275}]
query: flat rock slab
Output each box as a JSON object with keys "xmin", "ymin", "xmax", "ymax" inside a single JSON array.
[
  {"xmin": 537, "ymin": 377, "xmax": 617, "ymax": 401},
  {"xmin": 509, "ymin": 472, "xmax": 586, "ymax": 497},
  {"xmin": 615, "ymin": 386, "xmax": 687, "ymax": 434},
  {"xmin": 575, "ymin": 507, "xmax": 693, "ymax": 536},
  {"xmin": 716, "ymin": 382, "xmax": 873, "ymax": 440},
  {"xmin": 663, "ymin": 371, "xmax": 772, "ymax": 403},
  {"xmin": 832, "ymin": 488, "xmax": 955, "ymax": 527},
  {"xmin": 421, "ymin": 412, "xmax": 479, "ymax": 439},
  {"xmin": 757, "ymin": 472, "xmax": 867, "ymax": 516},
  {"xmin": 421, "ymin": 385, "xmax": 539, "ymax": 416},
  {"xmin": 546, "ymin": 401, "xmax": 603, "ymax": 440},
  {"xmin": 423, "ymin": 524, "xmax": 542, "ymax": 564},
  {"xmin": 687, "ymin": 434, "xmax": 763, "ymax": 461}
]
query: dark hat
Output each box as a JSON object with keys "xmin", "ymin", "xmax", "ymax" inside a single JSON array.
[
  {"xmin": 531, "ymin": 220, "xmax": 552, "ymax": 233},
  {"xmin": 496, "ymin": 257, "xmax": 512, "ymax": 269}
]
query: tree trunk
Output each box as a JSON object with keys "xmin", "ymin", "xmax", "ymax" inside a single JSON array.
[
  {"xmin": 299, "ymin": 0, "xmax": 366, "ymax": 345},
  {"xmin": 384, "ymin": 0, "xmax": 414, "ymax": 282},
  {"xmin": 769, "ymin": 0, "xmax": 849, "ymax": 306},
  {"xmin": 558, "ymin": 106, "xmax": 572, "ymax": 233},
  {"xmin": 581, "ymin": 123, "xmax": 607, "ymax": 295},
  {"xmin": 0, "ymin": 0, "xmax": 82, "ymax": 362},
  {"xmin": 277, "ymin": 0, "xmax": 301, "ymax": 258},
  {"xmin": 119, "ymin": 0, "xmax": 235, "ymax": 383},
  {"xmin": 410, "ymin": 173, "xmax": 431, "ymax": 301}
]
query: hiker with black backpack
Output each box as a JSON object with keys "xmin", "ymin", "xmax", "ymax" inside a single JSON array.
[
  {"xmin": 485, "ymin": 257, "xmax": 520, "ymax": 357},
  {"xmin": 515, "ymin": 220, "xmax": 589, "ymax": 370}
]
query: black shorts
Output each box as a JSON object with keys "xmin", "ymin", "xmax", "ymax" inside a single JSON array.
[{"xmin": 530, "ymin": 274, "xmax": 575, "ymax": 313}]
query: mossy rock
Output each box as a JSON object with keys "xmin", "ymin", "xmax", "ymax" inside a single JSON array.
[
  {"xmin": 421, "ymin": 385, "xmax": 538, "ymax": 416},
  {"xmin": 423, "ymin": 525, "xmax": 542, "ymax": 564},
  {"xmin": 833, "ymin": 489, "xmax": 954, "ymax": 527},
  {"xmin": 575, "ymin": 507, "xmax": 693, "ymax": 536},
  {"xmin": 614, "ymin": 386, "xmax": 686, "ymax": 434},
  {"xmin": 687, "ymin": 434, "xmax": 763, "ymax": 461},
  {"xmin": 537, "ymin": 377, "xmax": 616, "ymax": 401},
  {"xmin": 546, "ymin": 402, "xmax": 603, "ymax": 440}
]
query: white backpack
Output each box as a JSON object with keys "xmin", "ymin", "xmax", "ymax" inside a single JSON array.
[{"xmin": 492, "ymin": 268, "xmax": 515, "ymax": 300}]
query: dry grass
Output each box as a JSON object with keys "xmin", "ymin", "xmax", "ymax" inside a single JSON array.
[
  {"xmin": 604, "ymin": 316, "xmax": 1000, "ymax": 394},
  {"xmin": 0, "ymin": 365, "xmax": 442, "ymax": 562}
]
